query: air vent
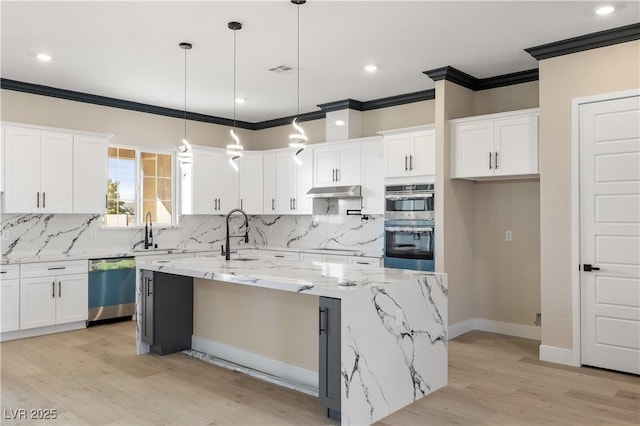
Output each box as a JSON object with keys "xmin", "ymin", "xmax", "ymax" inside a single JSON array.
[{"xmin": 269, "ymin": 65, "xmax": 297, "ymax": 74}]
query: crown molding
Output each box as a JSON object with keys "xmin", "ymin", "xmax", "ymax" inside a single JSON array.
[
  {"xmin": 317, "ymin": 99, "xmax": 364, "ymax": 113},
  {"xmin": 423, "ymin": 67, "xmax": 539, "ymax": 91},
  {"xmin": 252, "ymin": 110, "xmax": 326, "ymax": 130},
  {"xmin": 423, "ymin": 66, "xmax": 477, "ymax": 90},
  {"xmin": 361, "ymin": 90, "xmax": 436, "ymax": 110},
  {"xmin": 525, "ymin": 23, "xmax": 640, "ymax": 60}
]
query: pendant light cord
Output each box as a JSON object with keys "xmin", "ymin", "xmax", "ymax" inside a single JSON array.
[
  {"xmin": 296, "ymin": 3, "xmax": 300, "ymax": 117},
  {"xmin": 233, "ymin": 28, "xmax": 237, "ymax": 130},
  {"xmin": 183, "ymin": 46, "xmax": 187, "ymax": 141}
]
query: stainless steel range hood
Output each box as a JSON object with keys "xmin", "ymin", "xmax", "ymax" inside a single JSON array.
[{"xmin": 306, "ymin": 185, "xmax": 362, "ymax": 199}]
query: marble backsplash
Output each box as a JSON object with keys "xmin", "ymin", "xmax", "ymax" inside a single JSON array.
[{"xmin": 0, "ymin": 211, "xmax": 383, "ymax": 261}]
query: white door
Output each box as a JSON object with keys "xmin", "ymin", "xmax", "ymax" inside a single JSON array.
[
  {"xmin": 410, "ymin": 130, "xmax": 435, "ymax": 175},
  {"xmin": 239, "ymin": 153, "xmax": 263, "ymax": 215},
  {"xmin": 55, "ymin": 273, "xmax": 88, "ymax": 324},
  {"xmin": 263, "ymin": 153, "xmax": 277, "ymax": 214},
  {"xmin": 453, "ymin": 121, "xmax": 494, "ymax": 178},
  {"xmin": 40, "ymin": 131, "xmax": 73, "ymax": 213},
  {"xmin": 494, "ymin": 115, "xmax": 538, "ymax": 177},
  {"xmin": 383, "ymin": 134, "xmax": 411, "ymax": 177},
  {"xmin": 313, "ymin": 146, "xmax": 337, "ymax": 187},
  {"xmin": 191, "ymin": 150, "xmax": 218, "ymax": 214},
  {"xmin": 20, "ymin": 276, "xmax": 57, "ymax": 329},
  {"xmin": 3, "ymin": 126, "xmax": 41, "ymax": 213},
  {"xmin": 74, "ymin": 135, "xmax": 108, "ymax": 213},
  {"xmin": 336, "ymin": 144, "xmax": 361, "ymax": 185},
  {"xmin": 580, "ymin": 94, "xmax": 640, "ymax": 375}
]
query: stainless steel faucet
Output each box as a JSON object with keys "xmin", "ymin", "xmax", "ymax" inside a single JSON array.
[
  {"xmin": 222, "ymin": 208, "xmax": 249, "ymax": 260},
  {"xmin": 144, "ymin": 211, "xmax": 154, "ymax": 249}
]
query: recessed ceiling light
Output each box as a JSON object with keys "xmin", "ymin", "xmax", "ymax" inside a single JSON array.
[
  {"xmin": 335, "ymin": 120, "xmax": 345, "ymax": 126},
  {"xmin": 595, "ymin": 5, "xmax": 615, "ymax": 15},
  {"xmin": 235, "ymin": 98, "xmax": 246, "ymax": 104},
  {"xmin": 36, "ymin": 53, "xmax": 52, "ymax": 62},
  {"xmin": 364, "ymin": 64, "xmax": 377, "ymax": 73}
]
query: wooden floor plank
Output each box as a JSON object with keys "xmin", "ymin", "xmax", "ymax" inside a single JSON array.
[{"xmin": 1, "ymin": 322, "xmax": 638, "ymax": 425}]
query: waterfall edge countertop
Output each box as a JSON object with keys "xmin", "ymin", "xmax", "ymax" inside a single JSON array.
[{"xmin": 136, "ymin": 256, "xmax": 448, "ymax": 426}]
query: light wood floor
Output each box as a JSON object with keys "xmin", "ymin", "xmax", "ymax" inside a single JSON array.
[{"xmin": 1, "ymin": 321, "xmax": 638, "ymax": 425}]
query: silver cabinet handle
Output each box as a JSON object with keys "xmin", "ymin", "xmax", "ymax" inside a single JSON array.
[
  {"xmin": 495, "ymin": 151, "xmax": 499, "ymax": 169},
  {"xmin": 409, "ymin": 156, "xmax": 413, "ymax": 171},
  {"xmin": 272, "ymin": 198, "xmax": 275, "ymax": 211},
  {"xmin": 240, "ymin": 199, "xmax": 243, "ymax": 210},
  {"xmin": 489, "ymin": 152, "xmax": 493, "ymax": 170},
  {"xmin": 336, "ymin": 168, "xmax": 340, "ymax": 182},
  {"xmin": 105, "ymin": 194, "xmax": 108, "ymax": 209},
  {"xmin": 404, "ymin": 155, "xmax": 408, "ymax": 171},
  {"xmin": 275, "ymin": 255, "xmax": 285, "ymax": 258},
  {"xmin": 43, "ymin": 192, "xmax": 46, "ymax": 208},
  {"xmin": 52, "ymin": 281, "xmax": 55, "ymax": 298},
  {"xmin": 58, "ymin": 281, "xmax": 61, "ymax": 298},
  {"xmin": 332, "ymin": 169, "xmax": 335, "ymax": 182},
  {"xmin": 290, "ymin": 198, "xmax": 293, "ymax": 210},
  {"xmin": 293, "ymin": 198, "xmax": 296, "ymax": 210},
  {"xmin": 48, "ymin": 266, "xmax": 66, "ymax": 270},
  {"xmin": 37, "ymin": 192, "xmax": 40, "ymax": 208}
]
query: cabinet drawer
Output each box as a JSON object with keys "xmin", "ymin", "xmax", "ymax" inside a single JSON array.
[
  {"xmin": 21, "ymin": 260, "xmax": 88, "ymax": 278},
  {"xmin": 0, "ymin": 264, "xmax": 19, "ymax": 279},
  {"xmin": 348, "ymin": 257, "xmax": 381, "ymax": 267},
  {"xmin": 263, "ymin": 250, "xmax": 299, "ymax": 261}
]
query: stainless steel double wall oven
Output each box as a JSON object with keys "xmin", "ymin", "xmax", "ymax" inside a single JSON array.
[{"xmin": 383, "ymin": 184, "xmax": 435, "ymax": 271}]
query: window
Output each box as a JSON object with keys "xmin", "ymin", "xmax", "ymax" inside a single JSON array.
[{"xmin": 103, "ymin": 146, "xmax": 175, "ymax": 227}]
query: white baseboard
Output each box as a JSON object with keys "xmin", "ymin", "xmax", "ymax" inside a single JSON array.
[
  {"xmin": 192, "ymin": 335, "xmax": 318, "ymax": 390},
  {"xmin": 449, "ymin": 318, "xmax": 541, "ymax": 340},
  {"xmin": 0, "ymin": 321, "xmax": 86, "ymax": 342},
  {"xmin": 539, "ymin": 344, "xmax": 579, "ymax": 366}
]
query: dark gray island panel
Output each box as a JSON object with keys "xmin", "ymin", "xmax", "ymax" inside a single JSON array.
[
  {"xmin": 319, "ymin": 296, "xmax": 341, "ymax": 421},
  {"xmin": 140, "ymin": 270, "xmax": 193, "ymax": 355}
]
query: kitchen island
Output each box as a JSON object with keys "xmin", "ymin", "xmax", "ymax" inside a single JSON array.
[{"xmin": 136, "ymin": 256, "xmax": 447, "ymax": 426}]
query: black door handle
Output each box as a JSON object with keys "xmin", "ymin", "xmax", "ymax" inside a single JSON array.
[{"xmin": 583, "ymin": 264, "xmax": 600, "ymax": 272}]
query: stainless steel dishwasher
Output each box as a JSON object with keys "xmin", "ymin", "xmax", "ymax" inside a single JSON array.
[{"xmin": 88, "ymin": 257, "xmax": 136, "ymax": 323}]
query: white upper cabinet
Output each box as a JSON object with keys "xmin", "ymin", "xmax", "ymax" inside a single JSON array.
[
  {"xmin": 2, "ymin": 123, "xmax": 110, "ymax": 214},
  {"xmin": 361, "ymin": 139, "xmax": 385, "ymax": 215},
  {"xmin": 73, "ymin": 134, "xmax": 109, "ymax": 213},
  {"xmin": 381, "ymin": 126, "xmax": 436, "ymax": 178},
  {"xmin": 3, "ymin": 126, "xmax": 73, "ymax": 214},
  {"xmin": 450, "ymin": 108, "xmax": 539, "ymax": 180},
  {"xmin": 313, "ymin": 143, "xmax": 361, "ymax": 187},
  {"xmin": 294, "ymin": 148, "xmax": 313, "ymax": 214},
  {"xmin": 273, "ymin": 148, "xmax": 312, "ymax": 215},
  {"xmin": 190, "ymin": 147, "xmax": 239, "ymax": 214},
  {"xmin": 263, "ymin": 152, "xmax": 277, "ymax": 214},
  {"xmin": 239, "ymin": 152, "xmax": 263, "ymax": 215}
]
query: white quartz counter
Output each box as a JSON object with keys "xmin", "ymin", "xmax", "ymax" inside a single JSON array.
[{"xmin": 136, "ymin": 257, "xmax": 447, "ymax": 425}]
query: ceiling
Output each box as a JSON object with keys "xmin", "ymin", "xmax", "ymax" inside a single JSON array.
[{"xmin": 1, "ymin": 1, "xmax": 638, "ymax": 123}]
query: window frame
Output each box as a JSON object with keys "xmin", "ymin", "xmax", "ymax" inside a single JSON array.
[{"xmin": 103, "ymin": 144, "xmax": 178, "ymax": 229}]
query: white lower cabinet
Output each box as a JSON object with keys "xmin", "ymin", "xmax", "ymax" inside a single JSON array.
[
  {"xmin": 19, "ymin": 261, "xmax": 88, "ymax": 330},
  {"xmin": 1, "ymin": 265, "xmax": 20, "ymax": 332}
]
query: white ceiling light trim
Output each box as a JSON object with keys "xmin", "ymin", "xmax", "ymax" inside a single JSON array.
[
  {"xmin": 595, "ymin": 5, "xmax": 615, "ymax": 15},
  {"xmin": 364, "ymin": 64, "xmax": 377, "ymax": 73},
  {"xmin": 36, "ymin": 53, "xmax": 52, "ymax": 62}
]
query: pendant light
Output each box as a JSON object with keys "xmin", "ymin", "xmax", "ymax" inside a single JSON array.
[
  {"xmin": 227, "ymin": 21, "xmax": 243, "ymax": 172},
  {"xmin": 289, "ymin": 0, "xmax": 307, "ymax": 163},
  {"xmin": 179, "ymin": 42, "xmax": 192, "ymax": 152}
]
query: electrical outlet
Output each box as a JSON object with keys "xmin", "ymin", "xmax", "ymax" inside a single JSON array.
[
  {"xmin": 505, "ymin": 230, "xmax": 513, "ymax": 241},
  {"xmin": 396, "ymin": 309, "xmax": 403, "ymax": 326}
]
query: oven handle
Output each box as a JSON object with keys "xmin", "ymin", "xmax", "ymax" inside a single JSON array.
[
  {"xmin": 385, "ymin": 226, "xmax": 433, "ymax": 233},
  {"xmin": 384, "ymin": 193, "xmax": 433, "ymax": 200}
]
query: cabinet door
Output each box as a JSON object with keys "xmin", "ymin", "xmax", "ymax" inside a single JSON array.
[
  {"xmin": 313, "ymin": 146, "xmax": 337, "ymax": 187},
  {"xmin": 294, "ymin": 149, "xmax": 313, "ymax": 214},
  {"xmin": 336, "ymin": 144, "xmax": 361, "ymax": 185},
  {"xmin": 74, "ymin": 135, "xmax": 108, "ymax": 213},
  {"xmin": 40, "ymin": 131, "xmax": 73, "ymax": 213},
  {"xmin": 263, "ymin": 153, "xmax": 277, "ymax": 214},
  {"xmin": 191, "ymin": 150, "xmax": 218, "ymax": 214},
  {"xmin": 383, "ymin": 134, "xmax": 411, "ymax": 177},
  {"xmin": 20, "ymin": 276, "xmax": 57, "ymax": 330},
  {"xmin": 453, "ymin": 121, "xmax": 494, "ymax": 178},
  {"xmin": 239, "ymin": 153, "xmax": 263, "ymax": 215},
  {"xmin": 319, "ymin": 296, "xmax": 341, "ymax": 416},
  {"xmin": 275, "ymin": 151, "xmax": 296, "ymax": 214},
  {"xmin": 55, "ymin": 273, "xmax": 88, "ymax": 324},
  {"xmin": 0, "ymin": 278, "xmax": 20, "ymax": 332},
  {"xmin": 3, "ymin": 126, "xmax": 41, "ymax": 213},
  {"xmin": 217, "ymin": 153, "xmax": 240, "ymax": 213},
  {"xmin": 494, "ymin": 115, "xmax": 538, "ymax": 176},
  {"xmin": 361, "ymin": 141, "xmax": 384, "ymax": 215},
  {"xmin": 410, "ymin": 130, "xmax": 435, "ymax": 175}
]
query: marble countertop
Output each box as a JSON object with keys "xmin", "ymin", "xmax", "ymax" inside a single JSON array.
[
  {"xmin": 137, "ymin": 256, "xmax": 441, "ymax": 299},
  {"xmin": 1, "ymin": 245, "xmax": 383, "ymax": 265}
]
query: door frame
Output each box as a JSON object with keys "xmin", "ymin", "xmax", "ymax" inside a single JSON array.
[{"xmin": 570, "ymin": 88, "xmax": 640, "ymax": 367}]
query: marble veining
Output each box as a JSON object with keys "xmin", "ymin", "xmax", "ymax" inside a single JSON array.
[
  {"xmin": 2, "ymin": 212, "xmax": 382, "ymax": 262},
  {"xmin": 135, "ymin": 256, "xmax": 447, "ymax": 425}
]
